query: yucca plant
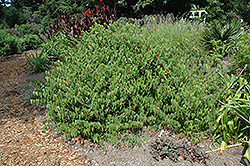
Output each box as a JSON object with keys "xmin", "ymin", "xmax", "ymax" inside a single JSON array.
[
  {"xmin": 207, "ymin": 66, "xmax": 250, "ymax": 162},
  {"xmin": 217, "ymin": 71, "xmax": 249, "ymax": 143},
  {"xmin": 199, "ymin": 21, "xmax": 243, "ymax": 54}
]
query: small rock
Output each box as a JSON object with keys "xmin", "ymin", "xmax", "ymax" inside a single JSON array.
[
  {"xmin": 178, "ymin": 156, "xmax": 184, "ymax": 161},
  {"xmin": 198, "ymin": 143, "xmax": 205, "ymax": 148},
  {"xmin": 57, "ymin": 159, "xmax": 61, "ymax": 165}
]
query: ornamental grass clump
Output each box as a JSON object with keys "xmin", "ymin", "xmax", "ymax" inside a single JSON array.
[{"xmin": 31, "ymin": 20, "xmax": 226, "ymax": 145}]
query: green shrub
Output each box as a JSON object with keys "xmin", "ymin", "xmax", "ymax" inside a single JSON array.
[
  {"xmin": 31, "ymin": 21, "xmax": 226, "ymax": 144},
  {"xmin": 230, "ymin": 32, "xmax": 250, "ymax": 79},
  {"xmin": 20, "ymin": 34, "xmax": 42, "ymax": 51},
  {"xmin": 15, "ymin": 23, "xmax": 41, "ymax": 36},
  {"xmin": 0, "ymin": 30, "xmax": 20, "ymax": 56},
  {"xmin": 2, "ymin": 27, "xmax": 19, "ymax": 36},
  {"xmin": 1, "ymin": 27, "xmax": 42, "ymax": 56}
]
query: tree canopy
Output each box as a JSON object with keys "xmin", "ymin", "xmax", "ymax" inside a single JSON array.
[{"xmin": 0, "ymin": 0, "xmax": 249, "ymax": 29}]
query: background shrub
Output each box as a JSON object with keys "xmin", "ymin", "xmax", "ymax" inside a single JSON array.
[
  {"xmin": 0, "ymin": 30, "xmax": 20, "ymax": 56},
  {"xmin": 230, "ymin": 32, "xmax": 250, "ymax": 80},
  {"xmin": 15, "ymin": 23, "xmax": 41, "ymax": 36},
  {"xmin": 20, "ymin": 34, "xmax": 42, "ymax": 51},
  {"xmin": 0, "ymin": 29, "xmax": 42, "ymax": 56},
  {"xmin": 2, "ymin": 27, "xmax": 19, "ymax": 36}
]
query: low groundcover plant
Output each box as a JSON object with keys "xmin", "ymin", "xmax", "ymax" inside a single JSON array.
[{"xmin": 30, "ymin": 20, "xmax": 226, "ymax": 146}]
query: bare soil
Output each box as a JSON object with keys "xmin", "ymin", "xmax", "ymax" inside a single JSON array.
[{"xmin": 0, "ymin": 51, "xmax": 249, "ymax": 166}]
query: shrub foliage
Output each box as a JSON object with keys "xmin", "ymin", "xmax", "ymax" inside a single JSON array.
[
  {"xmin": 0, "ymin": 30, "xmax": 19, "ymax": 56},
  {"xmin": 31, "ymin": 21, "xmax": 226, "ymax": 144}
]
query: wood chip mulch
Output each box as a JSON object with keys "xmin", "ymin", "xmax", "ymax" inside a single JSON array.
[{"xmin": 0, "ymin": 52, "xmax": 87, "ymax": 166}]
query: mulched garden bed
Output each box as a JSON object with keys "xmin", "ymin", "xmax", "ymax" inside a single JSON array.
[{"xmin": 0, "ymin": 51, "xmax": 249, "ymax": 166}]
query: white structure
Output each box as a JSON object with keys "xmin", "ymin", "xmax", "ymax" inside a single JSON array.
[{"xmin": 189, "ymin": 10, "xmax": 207, "ymax": 23}]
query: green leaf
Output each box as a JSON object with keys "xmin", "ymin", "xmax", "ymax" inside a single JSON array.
[
  {"xmin": 243, "ymin": 146, "xmax": 250, "ymax": 162},
  {"xmin": 228, "ymin": 120, "xmax": 234, "ymax": 134},
  {"xmin": 220, "ymin": 141, "xmax": 227, "ymax": 151}
]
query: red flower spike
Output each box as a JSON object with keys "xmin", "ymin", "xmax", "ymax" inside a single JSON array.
[
  {"xmin": 96, "ymin": 6, "xmax": 99, "ymax": 9},
  {"xmin": 107, "ymin": 6, "xmax": 109, "ymax": 10}
]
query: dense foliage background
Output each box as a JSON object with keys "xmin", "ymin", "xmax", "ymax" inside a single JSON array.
[
  {"xmin": 1, "ymin": 0, "xmax": 250, "ymax": 29},
  {"xmin": 1, "ymin": 0, "xmax": 249, "ymax": 56}
]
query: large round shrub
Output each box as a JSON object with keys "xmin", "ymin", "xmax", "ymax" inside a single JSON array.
[
  {"xmin": 31, "ymin": 21, "xmax": 226, "ymax": 144},
  {"xmin": 0, "ymin": 30, "xmax": 19, "ymax": 56}
]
